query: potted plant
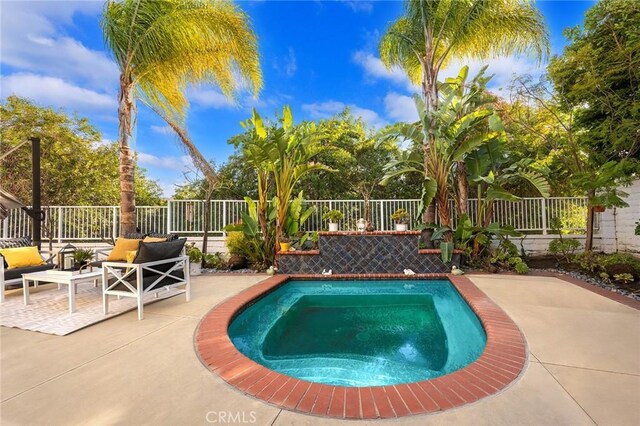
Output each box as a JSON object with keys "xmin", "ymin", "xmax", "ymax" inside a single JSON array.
[
  {"xmin": 323, "ymin": 209, "xmax": 344, "ymax": 232},
  {"xmin": 391, "ymin": 208, "xmax": 409, "ymax": 231},
  {"xmin": 279, "ymin": 236, "xmax": 291, "ymax": 253},
  {"xmin": 73, "ymin": 248, "xmax": 94, "ymax": 270},
  {"xmin": 592, "ymin": 205, "xmax": 606, "ymax": 213},
  {"xmin": 186, "ymin": 244, "xmax": 203, "ymax": 276}
]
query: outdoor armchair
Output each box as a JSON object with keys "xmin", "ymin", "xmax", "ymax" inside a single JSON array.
[{"xmin": 102, "ymin": 238, "xmax": 190, "ymax": 320}]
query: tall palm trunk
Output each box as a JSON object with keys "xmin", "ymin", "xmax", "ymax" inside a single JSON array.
[
  {"xmin": 422, "ymin": 59, "xmax": 438, "ymax": 225},
  {"xmin": 118, "ymin": 77, "xmax": 136, "ymax": 236},
  {"xmin": 456, "ymin": 161, "xmax": 469, "ymax": 216}
]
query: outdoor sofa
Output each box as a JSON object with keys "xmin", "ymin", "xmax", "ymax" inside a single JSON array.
[
  {"xmin": 0, "ymin": 237, "xmax": 54, "ymax": 303},
  {"xmin": 102, "ymin": 238, "xmax": 190, "ymax": 320}
]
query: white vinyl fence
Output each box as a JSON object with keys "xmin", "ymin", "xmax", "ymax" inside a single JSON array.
[{"xmin": 1, "ymin": 197, "xmax": 596, "ymax": 242}]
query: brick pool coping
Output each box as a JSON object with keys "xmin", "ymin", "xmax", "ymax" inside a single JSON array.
[{"xmin": 195, "ymin": 274, "xmax": 527, "ymax": 419}]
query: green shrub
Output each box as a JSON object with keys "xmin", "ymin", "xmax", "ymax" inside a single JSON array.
[
  {"xmin": 597, "ymin": 252, "xmax": 640, "ymax": 273},
  {"xmin": 226, "ymin": 231, "xmax": 250, "ymax": 256},
  {"xmin": 548, "ymin": 238, "xmax": 581, "ymax": 262},
  {"xmin": 204, "ymin": 252, "xmax": 226, "ymax": 269},
  {"xmin": 486, "ymin": 240, "xmax": 528, "ymax": 274},
  {"xmin": 613, "ymin": 273, "xmax": 634, "ymax": 284},
  {"xmin": 573, "ymin": 251, "xmax": 599, "ymax": 273},
  {"xmin": 225, "ymin": 231, "xmax": 269, "ymax": 269},
  {"xmin": 390, "ymin": 208, "xmax": 409, "ymax": 223},
  {"xmin": 322, "ymin": 209, "xmax": 344, "ymax": 222},
  {"xmin": 186, "ymin": 244, "xmax": 203, "ymax": 263},
  {"xmin": 514, "ymin": 261, "xmax": 529, "ymax": 274}
]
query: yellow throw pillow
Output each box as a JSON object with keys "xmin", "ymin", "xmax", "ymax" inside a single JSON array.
[
  {"xmin": 107, "ymin": 238, "xmax": 142, "ymax": 261},
  {"xmin": 125, "ymin": 250, "xmax": 138, "ymax": 264},
  {"xmin": 142, "ymin": 236, "xmax": 166, "ymax": 243},
  {"xmin": 0, "ymin": 246, "xmax": 45, "ymax": 269}
]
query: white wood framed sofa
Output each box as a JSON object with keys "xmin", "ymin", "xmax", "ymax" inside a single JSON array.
[
  {"xmin": 1, "ymin": 237, "xmax": 55, "ymax": 303},
  {"xmin": 102, "ymin": 238, "xmax": 190, "ymax": 320}
]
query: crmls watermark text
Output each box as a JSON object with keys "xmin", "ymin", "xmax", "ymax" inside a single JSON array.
[{"xmin": 205, "ymin": 411, "xmax": 257, "ymax": 424}]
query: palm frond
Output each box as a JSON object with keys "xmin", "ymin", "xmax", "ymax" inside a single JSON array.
[{"xmin": 103, "ymin": 0, "xmax": 262, "ymax": 122}]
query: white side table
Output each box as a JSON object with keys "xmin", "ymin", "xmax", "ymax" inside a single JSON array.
[{"xmin": 22, "ymin": 268, "xmax": 104, "ymax": 313}]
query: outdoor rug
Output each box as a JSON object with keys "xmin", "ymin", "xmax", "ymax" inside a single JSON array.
[{"xmin": 0, "ymin": 284, "xmax": 184, "ymax": 336}]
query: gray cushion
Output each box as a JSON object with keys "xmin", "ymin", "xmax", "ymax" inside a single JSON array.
[
  {"xmin": 133, "ymin": 239, "xmax": 186, "ymax": 264},
  {"xmin": 4, "ymin": 263, "xmax": 55, "ymax": 281},
  {"xmin": 133, "ymin": 238, "xmax": 186, "ymax": 277}
]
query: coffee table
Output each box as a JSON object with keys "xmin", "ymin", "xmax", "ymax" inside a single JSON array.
[{"xmin": 22, "ymin": 268, "xmax": 104, "ymax": 313}]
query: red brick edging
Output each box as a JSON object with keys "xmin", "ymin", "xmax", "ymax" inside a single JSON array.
[{"xmin": 195, "ymin": 274, "xmax": 527, "ymax": 419}]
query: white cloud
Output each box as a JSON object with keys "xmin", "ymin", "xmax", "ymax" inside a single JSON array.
[
  {"xmin": 189, "ymin": 86, "xmax": 285, "ymax": 113},
  {"xmin": 384, "ymin": 92, "xmax": 419, "ymax": 123},
  {"xmin": 0, "ymin": 2, "xmax": 118, "ymax": 92},
  {"xmin": 440, "ymin": 56, "xmax": 544, "ymax": 92},
  {"xmin": 352, "ymin": 51, "xmax": 417, "ymax": 92},
  {"xmin": 273, "ymin": 47, "xmax": 297, "ymax": 77},
  {"xmin": 302, "ymin": 101, "xmax": 387, "ymax": 129},
  {"xmin": 1, "ymin": 73, "xmax": 116, "ymax": 112},
  {"xmin": 340, "ymin": 1, "xmax": 374, "ymax": 13},
  {"xmin": 150, "ymin": 125, "xmax": 173, "ymax": 135},
  {"xmin": 137, "ymin": 152, "xmax": 192, "ymax": 170},
  {"xmin": 189, "ymin": 89, "xmax": 235, "ymax": 108}
]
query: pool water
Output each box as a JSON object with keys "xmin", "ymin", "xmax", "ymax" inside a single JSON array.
[{"xmin": 228, "ymin": 280, "xmax": 486, "ymax": 387}]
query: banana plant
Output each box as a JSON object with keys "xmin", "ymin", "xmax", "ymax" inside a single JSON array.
[
  {"xmin": 467, "ymin": 142, "xmax": 551, "ymax": 229},
  {"xmin": 284, "ymin": 191, "xmax": 317, "ymax": 238},
  {"xmin": 249, "ymin": 106, "xmax": 334, "ymax": 253},
  {"xmin": 378, "ymin": 66, "xmax": 505, "ymax": 238},
  {"xmin": 234, "ymin": 111, "xmax": 273, "ymax": 252}
]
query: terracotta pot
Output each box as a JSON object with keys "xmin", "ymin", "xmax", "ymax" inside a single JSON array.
[{"xmin": 592, "ymin": 205, "xmax": 606, "ymax": 213}]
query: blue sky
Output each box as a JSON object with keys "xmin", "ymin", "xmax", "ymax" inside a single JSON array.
[{"xmin": 1, "ymin": 0, "xmax": 595, "ymax": 197}]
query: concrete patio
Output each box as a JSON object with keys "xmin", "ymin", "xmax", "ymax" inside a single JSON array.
[{"xmin": 1, "ymin": 274, "xmax": 639, "ymax": 425}]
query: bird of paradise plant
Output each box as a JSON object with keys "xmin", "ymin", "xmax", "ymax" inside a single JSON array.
[{"xmin": 245, "ymin": 106, "xmax": 334, "ymax": 254}]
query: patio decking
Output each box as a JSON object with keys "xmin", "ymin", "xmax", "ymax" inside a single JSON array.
[{"xmin": 1, "ymin": 274, "xmax": 639, "ymax": 425}]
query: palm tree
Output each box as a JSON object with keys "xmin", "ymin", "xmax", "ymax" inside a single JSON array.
[
  {"xmin": 379, "ymin": 0, "xmax": 549, "ymax": 221},
  {"xmin": 102, "ymin": 0, "xmax": 262, "ymax": 235}
]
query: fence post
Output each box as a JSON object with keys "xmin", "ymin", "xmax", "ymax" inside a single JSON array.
[
  {"xmin": 222, "ymin": 200, "xmax": 227, "ymax": 237},
  {"xmin": 379, "ymin": 201, "xmax": 385, "ymax": 231},
  {"xmin": 541, "ymin": 198, "xmax": 548, "ymax": 235},
  {"xmin": 111, "ymin": 207, "xmax": 118, "ymax": 240},
  {"xmin": 57, "ymin": 207, "xmax": 63, "ymax": 243},
  {"xmin": 167, "ymin": 201, "xmax": 172, "ymax": 235},
  {"xmin": 2, "ymin": 215, "xmax": 8, "ymax": 238}
]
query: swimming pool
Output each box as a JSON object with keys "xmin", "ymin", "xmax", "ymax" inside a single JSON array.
[{"xmin": 228, "ymin": 279, "xmax": 487, "ymax": 387}]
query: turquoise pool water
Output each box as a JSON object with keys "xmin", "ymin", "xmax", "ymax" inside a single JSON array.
[{"xmin": 228, "ymin": 280, "xmax": 486, "ymax": 387}]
